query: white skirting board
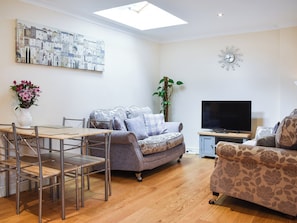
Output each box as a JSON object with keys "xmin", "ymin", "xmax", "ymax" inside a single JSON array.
[{"xmin": 185, "ymin": 147, "xmax": 199, "ymax": 154}]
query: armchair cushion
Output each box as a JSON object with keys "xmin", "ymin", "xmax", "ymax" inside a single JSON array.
[
  {"xmin": 275, "ymin": 115, "xmax": 297, "ymax": 149},
  {"xmin": 256, "ymin": 135, "xmax": 276, "ymax": 147}
]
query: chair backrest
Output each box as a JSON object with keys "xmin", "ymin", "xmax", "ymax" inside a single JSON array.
[
  {"xmin": 62, "ymin": 117, "xmax": 86, "ymax": 153},
  {"xmin": 87, "ymin": 119, "xmax": 113, "ymax": 130},
  {"xmin": 0, "ymin": 124, "xmax": 15, "ymax": 161},
  {"xmin": 63, "ymin": 117, "xmax": 86, "ymax": 128},
  {"xmin": 87, "ymin": 120, "xmax": 112, "ymax": 158},
  {"xmin": 11, "ymin": 123, "xmax": 43, "ymax": 177}
]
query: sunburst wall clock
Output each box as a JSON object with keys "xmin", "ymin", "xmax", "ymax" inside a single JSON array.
[{"xmin": 218, "ymin": 46, "xmax": 243, "ymax": 71}]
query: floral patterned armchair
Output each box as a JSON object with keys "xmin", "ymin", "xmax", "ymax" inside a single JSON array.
[{"xmin": 209, "ymin": 110, "xmax": 297, "ymax": 217}]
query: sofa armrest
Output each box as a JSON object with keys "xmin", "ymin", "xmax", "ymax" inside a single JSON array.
[
  {"xmin": 216, "ymin": 141, "xmax": 297, "ymax": 168},
  {"xmin": 165, "ymin": 122, "xmax": 183, "ymax": 132},
  {"xmin": 88, "ymin": 130, "xmax": 138, "ymax": 145}
]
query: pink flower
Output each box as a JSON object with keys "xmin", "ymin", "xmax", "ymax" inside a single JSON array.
[{"xmin": 10, "ymin": 80, "xmax": 41, "ymax": 109}]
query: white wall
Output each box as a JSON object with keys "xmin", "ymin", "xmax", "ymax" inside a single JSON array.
[
  {"xmin": 160, "ymin": 29, "xmax": 297, "ymax": 152},
  {"xmin": 0, "ymin": 0, "xmax": 160, "ymax": 127},
  {"xmin": 1, "ymin": 0, "xmax": 297, "ymax": 154}
]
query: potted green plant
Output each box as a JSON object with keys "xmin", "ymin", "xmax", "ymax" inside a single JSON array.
[{"xmin": 153, "ymin": 76, "xmax": 184, "ymax": 122}]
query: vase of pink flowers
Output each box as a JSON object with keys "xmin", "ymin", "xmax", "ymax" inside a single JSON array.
[{"xmin": 10, "ymin": 80, "xmax": 41, "ymax": 127}]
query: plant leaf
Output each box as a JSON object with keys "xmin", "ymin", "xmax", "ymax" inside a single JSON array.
[{"xmin": 168, "ymin": 79, "xmax": 174, "ymax": 84}]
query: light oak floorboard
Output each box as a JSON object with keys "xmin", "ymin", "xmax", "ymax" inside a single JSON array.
[{"xmin": 0, "ymin": 154, "xmax": 296, "ymax": 223}]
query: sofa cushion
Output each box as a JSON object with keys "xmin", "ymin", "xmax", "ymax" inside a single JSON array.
[
  {"xmin": 143, "ymin": 113, "xmax": 167, "ymax": 136},
  {"xmin": 89, "ymin": 119, "xmax": 112, "ymax": 129},
  {"xmin": 126, "ymin": 106, "xmax": 152, "ymax": 119},
  {"xmin": 275, "ymin": 115, "xmax": 297, "ymax": 149},
  {"xmin": 124, "ymin": 116, "xmax": 148, "ymax": 140},
  {"xmin": 113, "ymin": 116, "xmax": 126, "ymax": 130},
  {"xmin": 138, "ymin": 132, "xmax": 183, "ymax": 155},
  {"xmin": 90, "ymin": 106, "xmax": 127, "ymax": 131}
]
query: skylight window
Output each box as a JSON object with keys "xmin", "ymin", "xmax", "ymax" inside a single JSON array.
[{"xmin": 94, "ymin": 1, "xmax": 187, "ymax": 31}]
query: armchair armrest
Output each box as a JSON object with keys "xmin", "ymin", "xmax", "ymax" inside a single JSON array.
[
  {"xmin": 216, "ymin": 141, "xmax": 297, "ymax": 169},
  {"xmin": 165, "ymin": 122, "xmax": 183, "ymax": 132}
]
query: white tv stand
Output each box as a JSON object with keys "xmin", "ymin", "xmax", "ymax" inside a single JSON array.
[{"xmin": 198, "ymin": 131, "xmax": 251, "ymax": 158}]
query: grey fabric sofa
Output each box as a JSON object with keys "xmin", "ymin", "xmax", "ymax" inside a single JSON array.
[{"xmin": 88, "ymin": 106, "xmax": 186, "ymax": 181}]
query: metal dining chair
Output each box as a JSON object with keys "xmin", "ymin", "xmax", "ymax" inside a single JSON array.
[
  {"xmin": 0, "ymin": 123, "xmax": 18, "ymax": 197},
  {"xmin": 61, "ymin": 117, "xmax": 110, "ymax": 207},
  {"xmin": 12, "ymin": 123, "xmax": 80, "ymax": 223},
  {"xmin": 86, "ymin": 119, "xmax": 112, "ymax": 199},
  {"xmin": 0, "ymin": 123, "xmax": 44, "ymax": 196}
]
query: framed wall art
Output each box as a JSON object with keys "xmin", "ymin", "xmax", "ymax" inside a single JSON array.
[{"xmin": 15, "ymin": 19, "xmax": 105, "ymax": 72}]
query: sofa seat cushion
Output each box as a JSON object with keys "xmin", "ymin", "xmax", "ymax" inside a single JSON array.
[{"xmin": 138, "ymin": 132, "xmax": 183, "ymax": 155}]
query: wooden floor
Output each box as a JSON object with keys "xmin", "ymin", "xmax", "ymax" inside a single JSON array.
[{"xmin": 0, "ymin": 154, "xmax": 296, "ymax": 223}]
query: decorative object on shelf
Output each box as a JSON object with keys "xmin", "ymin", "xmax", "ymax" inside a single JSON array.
[
  {"xmin": 218, "ymin": 46, "xmax": 243, "ymax": 71},
  {"xmin": 10, "ymin": 80, "xmax": 41, "ymax": 127},
  {"xmin": 16, "ymin": 19, "xmax": 105, "ymax": 72},
  {"xmin": 153, "ymin": 76, "xmax": 184, "ymax": 122}
]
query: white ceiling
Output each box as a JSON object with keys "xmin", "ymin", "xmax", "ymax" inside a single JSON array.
[{"xmin": 21, "ymin": 0, "xmax": 297, "ymax": 43}]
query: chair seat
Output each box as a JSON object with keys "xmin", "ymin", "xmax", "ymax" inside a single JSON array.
[
  {"xmin": 41, "ymin": 151, "xmax": 78, "ymax": 160},
  {"xmin": 22, "ymin": 165, "xmax": 61, "ymax": 178},
  {"xmin": 1, "ymin": 157, "xmax": 38, "ymax": 168},
  {"xmin": 65, "ymin": 155, "xmax": 105, "ymax": 167}
]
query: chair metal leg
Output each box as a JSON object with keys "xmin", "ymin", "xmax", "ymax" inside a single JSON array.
[
  {"xmin": 81, "ymin": 167, "xmax": 85, "ymax": 207},
  {"xmin": 75, "ymin": 169, "xmax": 79, "ymax": 210},
  {"xmin": 16, "ymin": 175, "xmax": 20, "ymax": 215},
  {"xmin": 107, "ymin": 159, "xmax": 111, "ymax": 196},
  {"xmin": 39, "ymin": 181, "xmax": 43, "ymax": 223},
  {"xmin": 86, "ymin": 168, "xmax": 90, "ymax": 190},
  {"xmin": 104, "ymin": 168, "xmax": 108, "ymax": 201},
  {"xmin": 5, "ymin": 170, "xmax": 9, "ymax": 197}
]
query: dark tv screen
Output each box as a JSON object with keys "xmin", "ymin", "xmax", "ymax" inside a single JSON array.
[{"xmin": 201, "ymin": 101, "xmax": 251, "ymax": 132}]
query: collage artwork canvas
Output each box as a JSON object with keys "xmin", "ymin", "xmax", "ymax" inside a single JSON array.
[{"xmin": 15, "ymin": 19, "xmax": 105, "ymax": 72}]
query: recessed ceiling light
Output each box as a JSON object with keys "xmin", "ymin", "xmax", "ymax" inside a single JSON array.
[
  {"xmin": 94, "ymin": 1, "xmax": 187, "ymax": 31},
  {"xmin": 217, "ymin": 12, "xmax": 224, "ymax": 17}
]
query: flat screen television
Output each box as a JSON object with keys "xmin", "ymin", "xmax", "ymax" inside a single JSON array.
[{"xmin": 201, "ymin": 100, "xmax": 251, "ymax": 132}]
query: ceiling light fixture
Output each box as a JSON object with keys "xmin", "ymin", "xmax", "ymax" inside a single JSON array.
[
  {"xmin": 94, "ymin": 1, "xmax": 187, "ymax": 31},
  {"xmin": 217, "ymin": 12, "xmax": 224, "ymax": 17}
]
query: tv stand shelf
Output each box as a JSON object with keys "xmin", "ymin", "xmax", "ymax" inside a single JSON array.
[{"xmin": 198, "ymin": 131, "xmax": 251, "ymax": 158}]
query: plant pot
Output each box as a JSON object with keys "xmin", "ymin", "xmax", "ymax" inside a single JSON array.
[{"xmin": 16, "ymin": 108, "xmax": 32, "ymax": 128}]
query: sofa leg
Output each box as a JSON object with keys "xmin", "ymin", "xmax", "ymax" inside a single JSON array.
[
  {"xmin": 209, "ymin": 192, "xmax": 220, "ymax": 204},
  {"xmin": 135, "ymin": 172, "xmax": 142, "ymax": 182},
  {"xmin": 177, "ymin": 155, "xmax": 183, "ymax": 163}
]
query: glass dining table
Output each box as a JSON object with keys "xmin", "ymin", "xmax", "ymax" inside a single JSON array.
[{"xmin": 0, "ymin": 124, "xmax": 112, "ymax": 220}]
